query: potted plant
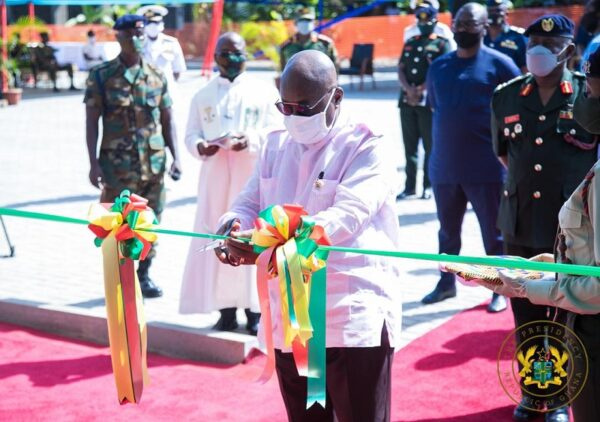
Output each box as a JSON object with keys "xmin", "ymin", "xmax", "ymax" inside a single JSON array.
[{"xmin": 1, "ymin": 56, "xmax": 23, "ymax": 106}]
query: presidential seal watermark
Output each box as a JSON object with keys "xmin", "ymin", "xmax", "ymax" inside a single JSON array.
[{"xmin": 497, "ymin": 320, "xmax": 588, "ymax": 412}]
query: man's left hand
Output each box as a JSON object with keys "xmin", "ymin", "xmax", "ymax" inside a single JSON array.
[
  {"xmin": 230, "ymin": 133, "xmax": 249, "ymax": 151},
  {"xmin": 169, "ymin": 161, "xmax": 182, "ymax": 181}
]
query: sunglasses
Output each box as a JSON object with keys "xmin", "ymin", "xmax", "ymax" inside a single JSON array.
[{"xmin": 275, "ymin": 88, "xmax": 336, "ymax": 116}]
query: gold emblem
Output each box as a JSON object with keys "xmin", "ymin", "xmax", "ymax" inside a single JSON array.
[
  {"xmin": 541, "ymin": 18, "xmax": 554, "ymax": 32},
  {"xmin": 419, "ymin": 12, "xmax": 427, "ymax": 20},
  {"xmin": 203, "ymin": 107, "xmax": 214, "ymax": 123}
]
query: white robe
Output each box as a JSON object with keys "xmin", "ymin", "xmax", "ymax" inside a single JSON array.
[{"xmin": 179, "ymin": 73, "xmax": 281, "ymax": 314}]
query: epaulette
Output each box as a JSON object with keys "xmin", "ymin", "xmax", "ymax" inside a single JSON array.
[
  {"xmin": 161, "ymin": 33, "xmax": 179, "ymax": 43},
  {"xmin": 493, "ymin": 73, "xmax": 529, "ymax": 94},
  {"xmin": 316, "ymin": 33, "xmax": 333, "ymax": 45},
  {"xmin": 508, "ymin": 25, "xmax": 525, "ymax": 34}
]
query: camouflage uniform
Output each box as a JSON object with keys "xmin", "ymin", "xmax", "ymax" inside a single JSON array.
[
  {"xmin": 84, "ymin": 57, "xmax": 171, "ymax": 219},
  {"xmin": 280, "ymin": 33, "xmax": 338, "ymax": 69}
]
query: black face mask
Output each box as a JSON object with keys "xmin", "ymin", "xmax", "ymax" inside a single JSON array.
[
  {"xmin": 454, "ymin": 31, "xmax": 481, "ymax": 49},
  {"xmin": 488, "ymin": 13, "xmax": 505, "ymax": 26},
  {"xmin": 418, "ymin": 22, "xmax": 436, "ymax": 37}
]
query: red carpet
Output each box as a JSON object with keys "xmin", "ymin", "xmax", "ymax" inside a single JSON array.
[{"xmin": 0, "ymin": 302, "xmax": 516, "ymax": 421}]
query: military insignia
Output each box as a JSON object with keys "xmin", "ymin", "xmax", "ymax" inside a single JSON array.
[
  {"xmin": 244, "ymin": 107, "xmax": 260, "ymax": 129},
  {"xmin": 203, "ymin": 106, "xmax": 214, "ymax": 123},
  {"xmin": 504, "ymin": 114, "xmax": 520, "ymax": 124},
  {"xmin": 560, "ymin": 81, "xmax": 573, "ymax": 95},
  {"xmin": 514, "ymin": 123, "xmax": 523, "ymax": 134},
  {"xmin": 500, "ymin": 40, "xmax": 518, "ymax": 50},
  {"xmin": 503, "ymin": 128, "xmax": 510, "ymax": 137},
  {"xmin": 559, "ymin": 110, "xmax": 574, "ymax": 120},
  {"xmin": 541, "ymin": 18, "xmax": 555, "ymax": 32},
  {"xmin": 519, "ymin": 84, "xmax": 533, "ymax": 97},
  {"xmin": 425, "ymin": 45, "xmax": 440, "ymax": 52},
  {"xmin": 419, "ymin": 12, "xmax": 427, "ymax": 20}
]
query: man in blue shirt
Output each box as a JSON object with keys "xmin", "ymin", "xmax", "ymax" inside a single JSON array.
[
  {"xmin": 484, "ymin": 0, "xmax": 527, "ymax": 73},
  {"xmin": 423, "ymin": 2, "xmax": 520, "ymax": 312}
]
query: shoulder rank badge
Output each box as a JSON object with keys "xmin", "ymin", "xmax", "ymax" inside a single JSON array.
[
  {"xmin": 519, "ymin": 83, "xmax": 533, "ymax": 97},
  {"xmin": 560, "ymin": 81, "xmax": 573, "ymax": 95}
]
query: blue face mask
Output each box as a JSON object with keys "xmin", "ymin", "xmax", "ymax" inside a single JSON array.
[{"xmin": 526, "ymin": 45, "xmax": 567, "ymax": 77}]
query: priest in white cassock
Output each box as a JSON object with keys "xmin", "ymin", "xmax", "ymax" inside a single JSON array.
[{"xmin": 179, "ymin": 32, "xmax": 281, "ymax": 335}]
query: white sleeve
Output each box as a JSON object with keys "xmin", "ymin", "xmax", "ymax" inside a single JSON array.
[
  {"xmin": 218, "ymin": 157, "xmax": 262, "ymax": 230},
  {"xmin": 184, "ymin": 94, "xmax": 206, "ymax": 161},
  {"xmin": 246, "ymin": 85, "xmax": 282, "ymax": 155},
  {"xmin": 172, "ymin": 41, "xmax": 187, "ymax": 74}
]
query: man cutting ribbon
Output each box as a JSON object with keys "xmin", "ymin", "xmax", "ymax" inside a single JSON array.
[{"xmin": 214, "ymin": 50, "xmax": 402, "ymax": 421}]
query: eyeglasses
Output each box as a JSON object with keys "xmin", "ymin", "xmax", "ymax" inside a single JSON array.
[
  {"xmin": 452, "ymin": 20, "xmax": 485, "ymax": 31},
  {"xmin": 275, "ymin": 88, "xmax": 336, "ymax": 116},
  {"xmin": 217, "ymin": 51, "xmax": 245, "ymax": 59}
]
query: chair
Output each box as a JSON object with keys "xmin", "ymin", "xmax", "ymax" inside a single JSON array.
[{"xmin": 339, "ymin": 43, "xmax": 375, "ymax": 90}]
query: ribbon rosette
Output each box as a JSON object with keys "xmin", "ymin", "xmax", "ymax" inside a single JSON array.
[
  {"xmin": 251, "ymin": 204, "xmax": 331, "ymax": 409},
  {"xmin": 87, "ymin": 190, "xmax": 157, "ymax": 404}
]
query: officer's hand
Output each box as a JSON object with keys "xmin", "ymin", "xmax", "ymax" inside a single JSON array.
[
  {"xmin": 197, "ymin": 141, "xmax": 220, "ymax": 157},
  {"xmin": 226, "ymin": 228, "xmax": 258, "ymax": 265},
  {"xmin": 528, "ymin": 253, "xmax": 554, "ymax": 263},
  {"xmin": 89, "ymin": 162, "xmax": 104, "ymax": 189},
  {"xmin": 169, "ymin": 161, "xmax": 182, "ymax": 181},
  {"xmin": 215, "ymin": 218, "xmax": 240, "ymax": 265},
  {"xmin": 230, "ymin": 133, "xmax": 249, "ymax": 152}
]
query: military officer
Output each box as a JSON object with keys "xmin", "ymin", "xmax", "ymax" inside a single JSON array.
[
  {"xmin": 492, "ymin": 14, "xmax": 597, "ymax": 422},
  {"xmin": 484, "ymin": 0, "xmax": 528, "ymax": 73},
  {"xmin": 85, "ymin": 15, "xmax": 181, "ymax": 299},
  {"xmin": 279, "ymin": 8, "xmax": 338, "ymax": 71},
  {"xmin": 397, "ymin": 3, "xmax": 451, "ymax": 200}
]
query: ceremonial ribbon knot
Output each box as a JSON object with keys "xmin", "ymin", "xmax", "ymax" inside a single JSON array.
[
  {"xmin": 87, "ymin": 190, "xmax": 158, "ymax": 261},
  {"xmin": 251, "ymin": 204, "xmax": 330, "ymax": 409}
]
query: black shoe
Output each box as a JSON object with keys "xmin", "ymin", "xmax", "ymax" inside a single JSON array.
[
  {"xmin": 421, "ymin": 285, "xmax": 457, "ymax": 304},
  {"xmin": 513, "ymin": 403, "xmax": 542, "ymax": 421},
  {"xmin": 244, "ymin": 308, "xmax": 260, "ymax": 336},
  {"xmin": 69, "ymin": 86, "xmax": 80, "ymax": 91},
  {"xmin": 213, "ymin": 308, "xmax": 238, "ymax": 331},
  {"xmin": 52, "ymin": 87, "xmax": 60, "ymax": 93},
  {"xmin": 396, "ymin": 190, "xmax": 416, "ymax": 200},
  {"xmin": 421, "ymin": 188, "xmax": 432, "ymax": 199},
  {"xmin": 487, "ymin": 293, "xmax": 507, "ymax": 313},
  {"xmin": 139, "ymin": 278, "xmax": 163, "ymax": 298},
  {"xmin": 545, "ymin": 407, "xmax": 569, "ymax": 422}
]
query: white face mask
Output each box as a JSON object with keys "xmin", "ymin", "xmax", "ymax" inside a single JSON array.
[
  {"xmin": 284, "ymin": 91, "xmax": 337, "ymax": 145},
  {"xmin": 526, "ymin": 45, "xmax": 567, "ymax": 77},
  {"xmin": 296, "ymin": 20, "xmax": 315, "ymax": 36},
  {"xmin": 145, "ymin": 22, "xmax": 164, "ymax": 39}
]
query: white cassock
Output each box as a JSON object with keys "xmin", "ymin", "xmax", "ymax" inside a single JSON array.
[
  {"xmin": 141, "ymin": 32, "xmax": 186, "ymax": 103},
  {"xmin": 179, "ymin": 72, "xmax": 281, "ymax": 314}
]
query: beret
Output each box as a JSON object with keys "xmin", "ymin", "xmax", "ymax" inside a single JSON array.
[
  {"xmin": 524, "ymin": 14, "xmax": 574, "ymax": 38},
  {"xmin": 415, "ymin": 5, "xmax": 437, "ymax": 20},
  {"xmin": 113, "ymin": 14, "xmax": 146, "ymax": 30},
  {"xmin": 583, "ymin": 44, "xmax": 600, "ymax": 78}
]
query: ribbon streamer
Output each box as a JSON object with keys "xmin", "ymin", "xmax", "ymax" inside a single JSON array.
[
  {"xmin": 87, "ymin": 190, "xmax": 157, "ymax": 404},
  {"xmin": 251, "ymin": 204, "xmax": 330, "ymax": 409}
]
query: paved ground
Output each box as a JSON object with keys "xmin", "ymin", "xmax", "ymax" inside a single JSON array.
[{"xmin": 0, "ymin": 67, "xmax": 496, "ymax": 351}]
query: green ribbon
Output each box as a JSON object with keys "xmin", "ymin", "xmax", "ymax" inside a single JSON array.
[{"xmin": 3, "ymin": 206, "xmax": 600, "ymax": 277}]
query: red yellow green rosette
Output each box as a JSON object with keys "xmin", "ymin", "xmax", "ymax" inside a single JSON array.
[
  {"xmin": 87, "ymin": 190, "xmax": 157, "ymax": 404},
  {"xmin": 251, "ymin": 204, "xmax": 330, "ymax": 409}
]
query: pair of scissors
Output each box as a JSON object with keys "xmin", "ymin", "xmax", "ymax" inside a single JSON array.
[{"xmin": 196, "ymin": 219, "xmax": 238, "ymax": 253}]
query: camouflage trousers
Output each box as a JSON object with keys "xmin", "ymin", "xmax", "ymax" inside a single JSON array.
[{"xmin": 100, "ymin": 174, "xmax": 165, "ymax": 261}]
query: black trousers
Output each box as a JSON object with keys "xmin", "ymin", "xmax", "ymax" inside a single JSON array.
[
  {"xmin": 275, "ymin": 325, "xmax": 393, "ymax": 422},
  {"xmin": 568, "ymin": 312, "xmax": 600, "ymax": 421},
  {"xmin": 504, "ymin": 243, "xmax": 568, "ymax": 405},
  {"xmin": 433, "ymin": 183, "xmax": 504, "ymax": 289},
  {"xmin": 400, "ymin": 105, "xmax": 432, "ymax": 192}
]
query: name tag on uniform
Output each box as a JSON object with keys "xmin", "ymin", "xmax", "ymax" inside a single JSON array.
[{"xmin": 504, "ymin": 114, "xmax": 520, "ymax": 124}]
